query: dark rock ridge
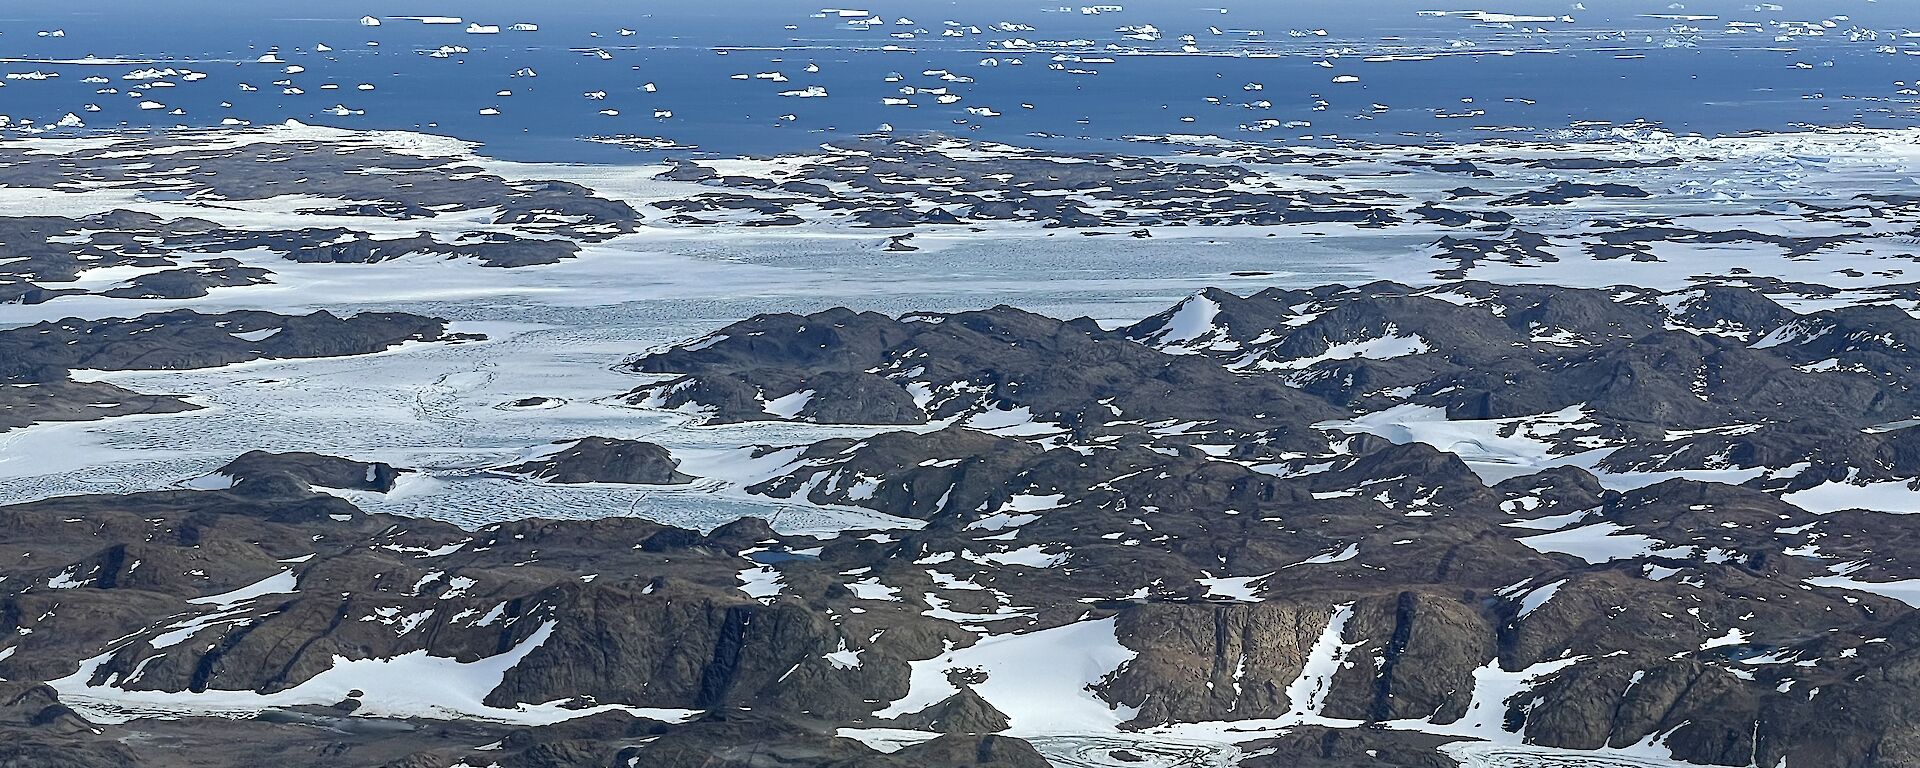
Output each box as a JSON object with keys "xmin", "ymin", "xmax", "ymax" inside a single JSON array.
[
  {"xmin": 0, "ymin": 135, "xmax": 646, "ymax": 314},
  {"xmin": 7, "ymin": 438, "xmax": 1920, "ymax": 766},
  {"xmin": 0, "ymin": 135, "xmax": 642, "ymax": 242},
  {"xmin": 99, "ymin": 259, "xmax": 274, "ymax": 300},
  {"xmin": 599, "ymin": 281, "xmax": 1920, "ymax": 766},
  {"xmin": 626, "ymin": 280, "xmax": 1920, "ymax": 494},
  {"xmin": 499, "ymin": 437, "xmax": 695, "ymax": 485},
  {"xmin": 0, "ymin": 461, "xmax": 1043, "ymax": 766},
  {"xmin": 214, "ymin": 450, "xmax": 407, "ymax": 495},
  {"xmin": 649, "ymin": 134, "xmax": 1413, "ymax": 230},
  {"xmin": 19, "ymin": 282, "xmax": 1920, "ymax": 765},
  {"xmin": 635, "ymin": 134, "xmax": 1920, "ymax": 293},
  {"xmin": 0, "ymin": 309, "xmax": 471, "ymax": 433},
  {"xmin": 1, "ymin": 309, "xmax": 453, "ymax": 381},
  {"xmin": 624, "ymin": 303, "xmax": 1344, "ymax": 453},
  {"xmin": 1115, "ymin": 281, "xmax": 1920, "ymax": 489},
  {"xmin": 207, "ymin": 228, "xmax": 583, "ymax": 268}
]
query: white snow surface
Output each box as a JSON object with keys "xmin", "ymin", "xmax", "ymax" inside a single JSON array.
[
  {"xmin": 1784, "ymin": 479, "xmax": 1920, "ymax": 514},
  {"xmin": 875, "ymin": 617, "xmax": 1138, "ymax": 735},
  {"xmin": 1517, "ymin": 523, "xmax": 1677, "ymax": 565},
  {"xmin": 52, "ymin": 621, "xmax": 700, "ymax": 726},
  {"xmin": 1807, "ymin": 575, "xmax": 1920, "ymax": 608},
  {"xmin": 187, "ymin": 569, "xmax": 298, "ymax": 608}
]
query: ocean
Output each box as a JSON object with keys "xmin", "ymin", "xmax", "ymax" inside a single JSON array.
[{"xmin": 0, "ymin": 0, "xmax": 1913, "ymax": 162}]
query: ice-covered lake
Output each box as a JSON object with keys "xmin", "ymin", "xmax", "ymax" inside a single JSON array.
[{"xmin": 0, "ymin": 223, "xmax": 1386, "ymax": 529}]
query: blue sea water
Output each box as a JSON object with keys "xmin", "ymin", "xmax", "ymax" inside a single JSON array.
[{"xmin": 0, "ymin": 0, "xmax": 1913, "ymax": 162}]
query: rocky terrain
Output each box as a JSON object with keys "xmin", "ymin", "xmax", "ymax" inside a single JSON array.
[
  {"xmin": 497, "ymin": 437, "xmax": 695, "ymax": 485},
  {"xmin": 7, "ymin": 280, "xmax": 1920, "ymax": 766},
  {"xmin": 8, "ymin": 124, "xmax": 1920, "ymax": 767},
  {"xmin": 640, "ymin": 133, "xmax": 1920, "ymax": 294},
  {"xmin": 0, "ymin": 127, "xmax": 643, "ymax": 310},
  {"xmin": 0, "ymin": 309, "xmax": 472, "ymax": 432}
]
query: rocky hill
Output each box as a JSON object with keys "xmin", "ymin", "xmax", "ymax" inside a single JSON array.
[{"xmin": 9, "ymin": 281, "xmax": 1920, "ymax": 766}]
